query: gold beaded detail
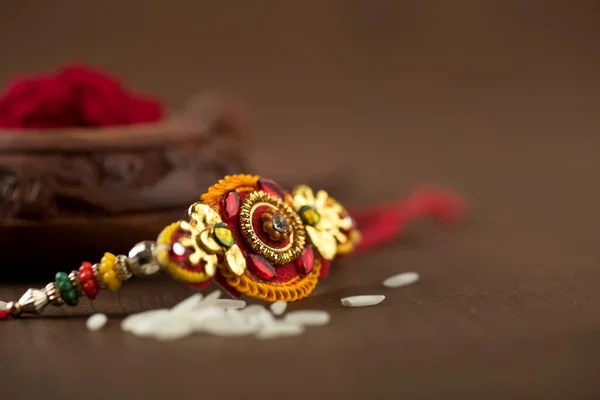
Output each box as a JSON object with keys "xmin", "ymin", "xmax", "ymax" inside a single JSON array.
[
  {"xmin": 6, "ymin": 301, "xmax": 21, "ymax": 317},
  {"xmin": 92, "ymin": 263, "xmax": 106, "ymax": 289},
  {"xmin": 45, "ymin": 282, "xmax": 64, "ymax": 306},
  {"xmin": 116, "ymin": 255, "xmax": 133, "ymax": 281},
  {"xmin": 68, "ymin": 270, "xmax": 84, "ymax": 297},
  {"xmin": 239, "ymin": 190, "xmax": 306, "ymax": 265}
]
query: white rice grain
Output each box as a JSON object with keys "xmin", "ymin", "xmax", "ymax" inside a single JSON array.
[
  {"xmin": 240, "ymin": 304, "xmax": 267, "ymax": 316},
  {"xmin": 283, "ymin": 310, "xmax": 330, "ymax": 326},
  {"xmin": 194, "ymin": 290, "xmax": 221, "ymax": 309},
  {"xmin": 171, "ymin": 293, "xmax": 203, "ymax": 313},
  {"xmin": 86, "ymin": 313, "xmax": 108, "ymax": 331},
  {"xmin": 203, "ymin": 318, "xmax": 258, "ymax": 337},
  {"xmin": 216, "ymin": 299, "xmax": 247, "ymax": 310},
  {"xmin": 127, "ymin": 311, "xmax": 173, "ymax": 337},
  {"xmin": 186, "ymin": 307, "xmax": 226, "ymax": 331},
  {"xmin": 341, "ymin": 295, "xmax": 385, "ymax": 307},
  {"xmin": 152, "ymin": 321, "xmax": 193, "ymax": 341},
  {"xmin": 256, "ymin": 322, "xmax": 305, "ymax": 340},
  {"xmin": 269, "ymin": 300, "xmax": 287, "ymax": 316},
  {"xmin": 121, "ymin": 309, "xmax": 170, "ymax": 332},
  {"xmin": 382, "ymin": 272, "xmax": 419, "ymax": 288}
]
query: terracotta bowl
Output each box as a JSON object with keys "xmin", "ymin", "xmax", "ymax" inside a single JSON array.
[{"xmin": 0, "ymin": 95, "xmax": 250, "ymax": 281}]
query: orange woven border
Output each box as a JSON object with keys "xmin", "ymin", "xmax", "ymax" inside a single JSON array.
[
  {"xmin": 200, "ymin": 174, "xmax": 259, "ymax": 209},
  {"xmin": 220, "ymin": 260, "xmax": 321, "ymax": 302}
]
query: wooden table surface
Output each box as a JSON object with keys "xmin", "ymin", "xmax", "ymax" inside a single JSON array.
[{"xmin": 1, "ymin": 2, "xmax": 600, "ymax": 399}]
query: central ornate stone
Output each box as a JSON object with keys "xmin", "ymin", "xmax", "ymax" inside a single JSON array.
[
  {"xmin": 271, "ymin": 213, "xmax": 289, "ymax": 233},
  {"xmin": 260, "ymin": 207, "xmax": 292, "ymax": 242}
]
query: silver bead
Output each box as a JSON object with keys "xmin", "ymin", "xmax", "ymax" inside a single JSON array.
[
  {"xmin": 116, "ymin": 255, "xmax": 133, "ymax": 281},
  {"xmin": 17, "ymin": 288, "xmax": 49, "ymax": 315},
  {"xmin": 128, "ymin": 241, "xmax": 161, "ymax": 277}
]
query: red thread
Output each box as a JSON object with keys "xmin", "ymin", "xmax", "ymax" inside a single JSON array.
[
  {"xmin": 351, "ymin": 186, "xmax": 465, "ymax": 254},
  {"xmin": 0, "ymin": 63, "xmax": 164, "ymax": 129}
]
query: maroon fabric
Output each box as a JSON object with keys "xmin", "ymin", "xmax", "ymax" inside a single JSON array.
[{"xmin": 222, "ymin": 191, "xmax": 307, "ymax": 285}]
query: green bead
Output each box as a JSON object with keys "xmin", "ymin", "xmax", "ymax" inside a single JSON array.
[
  {"xmin": 299, "ymin": 205, "xmax": 321, "ymax": 226},
  {"xmin": 62, "ymin": 290, "xmax": 78, "ymax": 307},
  {"xmin": 55, "ymin": 272, "xmax": 72, "ymax": 292},
  {"xmin": 214, "ymin": 223, "xmax": 235, "ymax": 248},
  {"xmin": 55, "ymin": 271, "xmax": 69, "ymax": 281}
]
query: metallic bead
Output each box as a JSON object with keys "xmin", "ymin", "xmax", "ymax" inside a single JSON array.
[
  {"xmin": 17, "ymin": 288, "xmax": 49, "ymax": 315},
  {"xmin": 6, "ymin": 301, "xmax": 21, "ymax": 317},
  {"xmin": 68, "ymin": 270, "xmax": 85, "ymax": 297},
  {"xmin": 128, "ymin": 241, "xmax": 161, "ymax": 277},
  {"xmin": 116, "ymin": 255, "xmax": 133, "ymax": 281},
  {"xmin": 45, "ymin": 282, "xmax": 64, "ymax": 306},
  {"xmin": 92, "ymin": 263, "xmax": 107, "ymax": 289}
]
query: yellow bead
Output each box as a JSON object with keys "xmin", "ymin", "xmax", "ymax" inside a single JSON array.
[
  {"xmin": 102, "ymin": 270, "xmax": 121, "ymax": 292},
  {"xmin": 99, "ymin": 262, "xmax": 111, "ymax": 274}
]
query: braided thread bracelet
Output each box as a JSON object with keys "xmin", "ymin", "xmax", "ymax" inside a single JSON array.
[{"xmin": 0, "ymin": 174, "xmax": 464, "ymax": 319}]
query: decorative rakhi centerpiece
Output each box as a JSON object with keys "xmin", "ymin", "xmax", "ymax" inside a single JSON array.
[{"xmin": 156, "ymin": 175, "xmax": 360, "ymax": 302}]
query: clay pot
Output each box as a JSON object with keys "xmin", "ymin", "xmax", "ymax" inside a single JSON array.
[{"xmin": 0, "ymin": 95, "xmax": 249, "ymax": 280}]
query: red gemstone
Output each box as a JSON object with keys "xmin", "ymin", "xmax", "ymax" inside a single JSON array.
[
  {"xmin": 297, "ymin": 245, "xmax": 315, "ymax": 275},
  {"xmin": 248, "ymin": 254, "xmax": 277, "ymax": 280},
  {"xmin": 258, "ymin": 178, "xmax": 285, "ymax": 199},
  {"xmin": 222, "ymin": 190, "xmax": 240, "ymax": 219}
]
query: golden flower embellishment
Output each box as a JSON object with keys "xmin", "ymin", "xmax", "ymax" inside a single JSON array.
[
  {"xmin": 291, "ymin": 185, "xmax": 353, "ymax": 260},
  {"xmin": 180, "ymin": 203, "xmax": 246, "ymax": 277}
]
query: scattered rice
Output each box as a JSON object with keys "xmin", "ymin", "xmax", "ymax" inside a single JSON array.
[
  {"xmin": 171, "ymin": 293, "xmax": 203, "ymax": 313},
  {"xmin": 121, "ymin": 309, "xmax": 170, "ymax": 332},
  {"xmin": 382, "ymin": 272, "xmax": 419, "ymax": 288},
  {"xmin": 194, "ymin": 290, "xmax": 221, "ymax": 309},
  {"xmin": 216, "ymin": 299, "xmax": 247, "ymax": 310},
  {"xmin": 118, "ymin": 276, "xmax": 414, "ymax": 341},
  {"xmin": 256, "ymin": 321, "xmax": 305, "ymax": 340},
  {"xmin": 284, "ymin": 310, "xmax": 330, "ymax": 326},
  {"xmin": 269, "ymin": 300, "xmax": 287, "ymax": 316},
  {"xmin": 203, "ymin": 319, "xmax": 259, "ymax": 337},
  {"xmin": 341, "ymin": 295, "xmax": 385, "ymax": 307},
  {"xmin": 86, "ymin": 313, "xmax": 108, "ymax": 331},
  {"xmin": 152, "ymin": 321, "xmax": 193, "ymax": 341}
]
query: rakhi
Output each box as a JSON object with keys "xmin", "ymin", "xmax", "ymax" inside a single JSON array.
[{"xmin": 0, "ymin": 174, "xmax": 464, "ymax": 319}]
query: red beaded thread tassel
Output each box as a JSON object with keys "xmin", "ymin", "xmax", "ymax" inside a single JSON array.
[{"xmin": 350, "ymin": 186, "xmax": 465, "ymax": 255}]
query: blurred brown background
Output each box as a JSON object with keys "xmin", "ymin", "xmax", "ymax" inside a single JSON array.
[
  {"xmin": 2, "ymin": 1, "xmax": 600, "ymax": 399},
  {"xmin": 3, "ymin": 0, "xmax": 598, "ymax": 186}
]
